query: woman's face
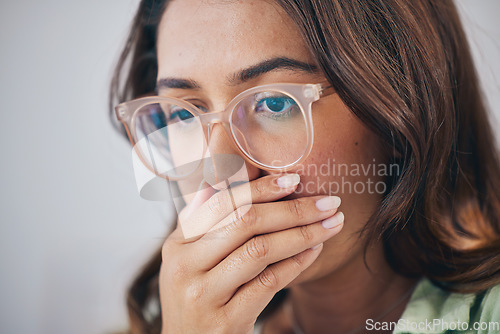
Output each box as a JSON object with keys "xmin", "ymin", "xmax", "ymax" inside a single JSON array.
[{"xmin": 157, "ymin": 0, "xmax": 388, "ymax": 284}]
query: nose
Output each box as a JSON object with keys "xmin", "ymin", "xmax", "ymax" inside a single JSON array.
[
  {"xmin": 205, "ymin": 122, "xmax": 238, "ymax": 157},
  {"xmin": 203, "ymin": 122, "xmax": 262, "ymax": 187}
]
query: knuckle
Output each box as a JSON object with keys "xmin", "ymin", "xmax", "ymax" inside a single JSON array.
[
  {"xmin": 237, "ymin": 204, "xmax": 258, "ymax": 228},
  {"xmin": 184, "ymin": 280, "xmax": 206, "ymax": 303},
  {"xmin": 207, "ymin": 192, "xmax": 226, "ymax": 216},
  {"xmin": 217, "ymin": 205, "xmax": 257, "ymax": 238},
  {"xmin": 288, "ymin": 198, "xmax": 305, "ymax": 220},
  {"xmin": 252, "ymin": 179, "xmax": 265, "ymax": 198},
  {"xmin": 298, "ymin": 225, "xmax": 314, "ymax": 243},
  {"xmin": 291, "ymin": 252, "xmax": 307, "ymax": 268},
  {"xmin": 161, "ymin": 239, "xmax": 189, "ymax": 283},
  {"xmin": 245, "ymin": 236, "xmax": 269, "ymax": 261},
  {"xmin": 167, "ymin": 258, "xmax": 190, "ymax": 281},
  {"xmin": 160, "ymin": 246, "xmax": 189, "ymax": 280},
  {"xmin": 257, "ymin": 268, "xmax": 280, "ymax": 289}
]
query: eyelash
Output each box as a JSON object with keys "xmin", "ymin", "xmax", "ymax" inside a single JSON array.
[{"xmin": 169, "ymin": 98, "xmax": 210, "ymax": 112}]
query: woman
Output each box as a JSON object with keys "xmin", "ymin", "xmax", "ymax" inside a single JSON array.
[{"xmin": 110, "ymin": 0, "xmax": 500, "ymax": 333}]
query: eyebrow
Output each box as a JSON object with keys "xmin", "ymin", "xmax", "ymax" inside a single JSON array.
[
  {"xmin": 156, "ymin": 78, "xmax": 201, "ymax": 90},
  {"xmin": 156, "ymin": 57, "xmax": 319, "ymax": 91},
  {"xmin": 229, "ymin": 57, "xmax": 319, "ymax": 84}
]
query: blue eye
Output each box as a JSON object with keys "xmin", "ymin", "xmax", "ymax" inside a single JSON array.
[
  {"xmin": 256, "ymin": 96, "xmax": 297, "ymax": 114},
  {"xmin": 169, "ymin": 109, "xmax": 194, "ymax": 121},
  {"xmin": 150, "ymin": 109, "xmax": 167, "ymax": 129}
]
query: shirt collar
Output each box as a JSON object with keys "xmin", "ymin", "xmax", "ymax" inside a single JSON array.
[{"xmin": 392, "ymin": 278, "xmax": 476, "ymax": 334}]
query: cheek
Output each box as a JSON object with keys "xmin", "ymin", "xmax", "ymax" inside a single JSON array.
[
  {"xmin": 288, "ymin": 99, "xmax": 388, "ymax": 232},
  {"xmin": 293, "ymin": 101, "xmax": 386, "ymax": 193},
  {"xmin": 284, "ymin": 106, "xmax": 389, "ymax": 283}
]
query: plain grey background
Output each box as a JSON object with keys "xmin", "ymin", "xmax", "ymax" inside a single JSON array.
[{"xmin": 0, "ymin": 1, "xmax": 498, "ymax": 333}]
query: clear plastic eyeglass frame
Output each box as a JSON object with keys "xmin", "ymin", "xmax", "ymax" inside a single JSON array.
[{"xmin": 115, "ymin": 82, "xmax": 335, "ymax": 180}]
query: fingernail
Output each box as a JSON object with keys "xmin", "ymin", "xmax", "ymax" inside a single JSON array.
[
  {"xmin": 311, "ymin": 243, "xmax": 323, "ymax": 251},
  {"xmin": 315, "ymin": 196, "xmax": 341, "ymax": 211},
  {"xmin": 322, "ymin": 212, "xmax": 344, "ymax": 229},
  {"xmin": 276, "ymin": 174, "xmax": 300, "ymax": 188}
]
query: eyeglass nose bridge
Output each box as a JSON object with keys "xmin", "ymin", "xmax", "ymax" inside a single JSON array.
[
  {"xmin": 197, "ymin": 109, "xmax": 229, "ymax": 126},
  {"xmin": 196, "ymin": 110, "xmax": 234, "ymax": 147},
  {"xmin": 197, "ymin": 110, "xmax": 254, "ymax": 165}
]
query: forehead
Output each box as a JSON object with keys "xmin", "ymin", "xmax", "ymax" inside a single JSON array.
[{"xmin": 156, "ymin": 0, "xmax": 314, "ymax": 82}]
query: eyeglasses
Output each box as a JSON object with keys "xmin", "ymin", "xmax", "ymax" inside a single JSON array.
[{"xmin": 115, "ymin": 82, "xmax": 335, "ymax": 180}]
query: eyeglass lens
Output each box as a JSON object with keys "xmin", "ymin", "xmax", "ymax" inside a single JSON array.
[{"xmin": 132, "ymin": 90, "xmax": 308, "ymax": 179}]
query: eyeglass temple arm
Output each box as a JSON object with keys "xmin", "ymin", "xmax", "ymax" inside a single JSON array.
[{"xmin": 318, "ymin": 81, "xmax": 336, "ymax": 98}]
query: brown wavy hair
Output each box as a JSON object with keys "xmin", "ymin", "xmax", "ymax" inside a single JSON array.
[{"xmin": 109, "ymin": 0, "xmax": 500, "ymax": 332}]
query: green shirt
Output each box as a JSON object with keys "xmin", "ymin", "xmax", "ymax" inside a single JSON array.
[
  {"xmin": 254, "ymin": 278, "xmax": 500, "ymax": 334},
  {"xmin": 390, "ymin": 278, "xmax": 500, "ymax": 334}
]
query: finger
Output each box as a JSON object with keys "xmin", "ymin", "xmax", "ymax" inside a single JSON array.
[
  {"xmin": 209, "ymin": 212, "xmax": 344, "ymax": 301},
  {"xmin": 223, "ymin": 244, "xmax": 324, "ymax": 325},
  {"xmin": 194, "ymin": 195, "xmax": 342, "ymax": 269},
  {"xmin": 177, "ymin": 173, "xmax": 301, "ymax": 240},
  {"xmin": 180, "ymin": 181, "xmax": 217, "ymax": 221}
]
